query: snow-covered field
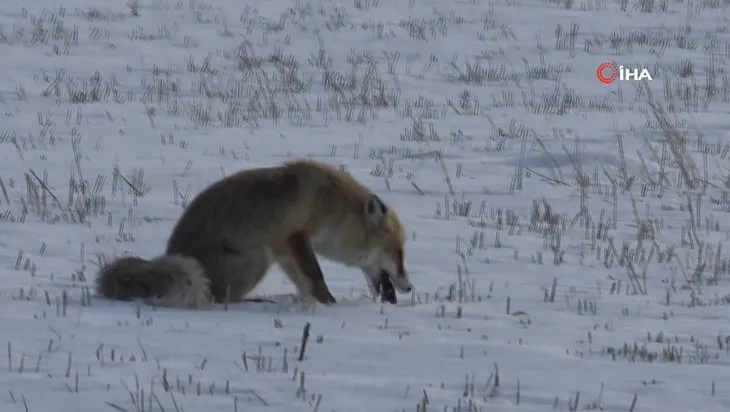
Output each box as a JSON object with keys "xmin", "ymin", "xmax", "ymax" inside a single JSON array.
[{"xmin": 1, "ymin": 0, "xmax": 730, "ymax": 410}]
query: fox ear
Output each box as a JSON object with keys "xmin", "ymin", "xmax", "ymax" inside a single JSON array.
[{"xmin": 364, "ymin": 194, "xmax": 387, "ymax": 227}]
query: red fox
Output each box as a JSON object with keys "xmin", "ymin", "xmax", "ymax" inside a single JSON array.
[{"xmin": 95, "ymin": 159, "xmax": 412, "ymax": 308}]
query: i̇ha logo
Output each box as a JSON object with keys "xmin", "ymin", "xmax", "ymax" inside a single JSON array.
[{"xmin": 596, "ymin": 62, "xmax": 652, "ymax": 84}]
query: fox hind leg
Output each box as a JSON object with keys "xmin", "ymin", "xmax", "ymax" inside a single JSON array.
[{"xmin": 202, "ymin": 247, "xmax": 273, "ymax": 303}]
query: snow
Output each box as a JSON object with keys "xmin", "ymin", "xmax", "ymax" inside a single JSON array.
[{"xmin": 1, "ymin": 0, "xmax": 730, "ymax": 410}]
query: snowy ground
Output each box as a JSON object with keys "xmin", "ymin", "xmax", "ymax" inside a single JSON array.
[{"xmin": 1, "ymin": 0, "xmax": 730, "ymax": 410}]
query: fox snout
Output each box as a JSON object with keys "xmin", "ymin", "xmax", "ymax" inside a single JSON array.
[
  {"xmin": 389, "ymin": 272, "xmax": 412, "ymax": 293},
  {"xmin": 373, "ymin": 268, "xmax": 411, "ymax": 295},
  {"xmin": 372, "ymin": 256, "xmax": 412, "ymax": 294},
  {"xmin": 385, "ymin": 248, "xmax": 412, "ymax": 294},
  {"xmin": 363, "ymin": 255, "xmax": 412, "ymax": 296}
]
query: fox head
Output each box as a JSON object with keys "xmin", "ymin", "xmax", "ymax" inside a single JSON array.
[{"xmin": 360, "ymin": 194, "xmax": 412, "ymax": 294}]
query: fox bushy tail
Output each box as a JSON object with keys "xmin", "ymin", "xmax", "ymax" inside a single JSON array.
[{"xmin": 95, "ymin": 255, "xmax": 211, "ymax": 308}]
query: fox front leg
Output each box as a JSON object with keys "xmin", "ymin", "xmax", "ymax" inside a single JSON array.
[{"xmin": 285, "ymin": 231, "xmax": 337, "ymax": 305}]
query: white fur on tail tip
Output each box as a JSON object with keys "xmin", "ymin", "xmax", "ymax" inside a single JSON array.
[{"xmin": 147, "ymin": 255, "xmax": 213, "ymax": 309}]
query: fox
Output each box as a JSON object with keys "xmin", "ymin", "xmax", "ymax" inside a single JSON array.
[{"xmin": 95, "ymin": 158, "xmax": 412, "ymax": 309}]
